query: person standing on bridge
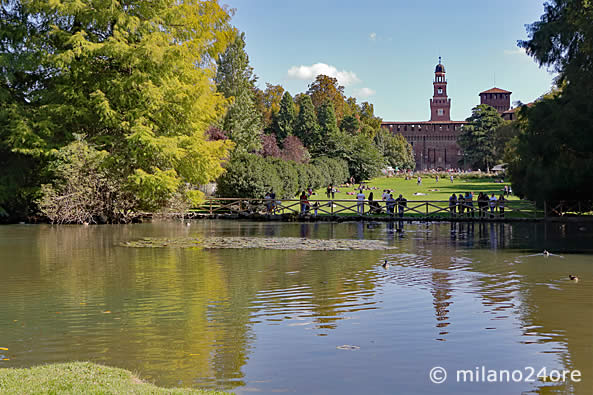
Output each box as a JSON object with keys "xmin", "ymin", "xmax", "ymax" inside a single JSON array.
[
  {"xmin": 449, "ymin": 193, "xmax": 457, "ymax": 216},
  {"xmin": 300, "ymin": 191, "xmax": 309, "ymax": 215},
  {"xmin": 498, "ymin": 194, "xmax": 506, "ymax": 217},
  {"xmin": 356, "ymin": 190, "xmax": 366, "ymax": 214},
  {"xmin": 396, "ymin": 194, "xmax": 407, "ymax": 218}
]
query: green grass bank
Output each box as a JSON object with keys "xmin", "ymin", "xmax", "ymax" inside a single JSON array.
[
  {"xmin": 314, "ymin": 174, "xmax": 517, "ymax": 202},
  {"xmin": 0, "ymin": 362, "xmax": 227, "ymax": 394}
]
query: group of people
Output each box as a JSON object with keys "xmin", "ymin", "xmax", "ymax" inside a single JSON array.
[
  {"xmin": 448, "ymin": 192, "xmax": 507, "ymax": 217},
  {"xmin": 361, "ymin": 190, "xmax": 407, "ymax": 217}
]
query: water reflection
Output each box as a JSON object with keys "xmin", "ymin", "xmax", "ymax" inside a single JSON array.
[{"xmin": 0, "ymin": 221, "xmax": 591, "ymax": 394}]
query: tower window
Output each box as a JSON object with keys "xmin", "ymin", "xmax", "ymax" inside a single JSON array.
[{"xmin": 437, "ymin": 109, "xmax": 444, "ymax": 116}]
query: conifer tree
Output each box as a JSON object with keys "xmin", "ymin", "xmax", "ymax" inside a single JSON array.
[
  {"xmin": 223, "ymin": 90, "xmax": 263, "ymax": 153},
  {"xmin": 294, "ymin": 95, "xmax": 320, "ymax": 148},
  {"xmin": 274, "ymin": 92, "xmax": 296, "ymax": 142}
]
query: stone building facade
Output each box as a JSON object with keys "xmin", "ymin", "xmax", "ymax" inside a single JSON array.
[{"xmin": 381, "ymin": 59, "xmax": 466, "ymax": 170}]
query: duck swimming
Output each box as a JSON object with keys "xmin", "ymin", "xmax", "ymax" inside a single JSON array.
[
  {"xmin": 382, "ymin": 259, "xmax": 390, "ymax": 268},
  {"xmin": 569, "ymin": 274, "xmax": 579, "ymax": 282}
]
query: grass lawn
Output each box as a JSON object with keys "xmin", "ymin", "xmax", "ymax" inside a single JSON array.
[
  {"xmin": 314, "ymin": 175, "xmax": 518, "ymax": 202},
  {"xmin": 0, "ymin": 362, "xmax": 226, "ymax": 394}
]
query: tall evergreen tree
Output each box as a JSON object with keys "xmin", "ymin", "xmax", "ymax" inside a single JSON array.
[
  {"xmin": 223, "ymin": 90, "xmax": 263, "ymax": 153},
  {"xmin": 214, "ymin": 31, "xmax": 263, "ymax": 152},
  {"xmin": 315, "ymin": 101, "xmax": 340, "ymax": 155},
  {"xmin": 294, "ymin": 95, "xmax": 319, "ymax": 148},
  {"xmin": 340, "ymin": 115, "xmax": 360, "ymax": 134},
  {"xmin": 274, "ymin": 92, "xmax": 296, "ymax": 142},
  {"xmin": 215, "ymin": 32, "xmax": 256, "ymax": 99}
]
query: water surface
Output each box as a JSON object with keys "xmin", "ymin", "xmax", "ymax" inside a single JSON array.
[{"xmin": 0, "ymin": 221, "xmax": 591, "ymax": 394}]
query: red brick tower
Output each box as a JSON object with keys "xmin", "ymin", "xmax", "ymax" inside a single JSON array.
[
  {"xmin": 430, "ymin": 57, "xmax": 451, "ymax": 121},
  {"xmin": 479, "ymin": 87, "xmax": 512, "ymax": 114}
]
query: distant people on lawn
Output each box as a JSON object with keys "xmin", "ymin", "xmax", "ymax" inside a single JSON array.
[
  {"xmin": 326, "ymin": 185, "xmax": 332, "ymax": 199},
  {"xmin": 417, "ymin": 176, "xmax": 422, "ymax": 185},
  {"xmin": 450, "ymin": 175, "xmax": 454, "ymax": 183}
]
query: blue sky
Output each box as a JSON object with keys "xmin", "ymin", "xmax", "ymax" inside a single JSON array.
[{"xmin": 222, "ymin": 0, "xmax": 556, "ymax": 122}]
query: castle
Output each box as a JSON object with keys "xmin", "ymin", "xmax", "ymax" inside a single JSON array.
[{"xmin": 381, "ymin": 58, "xmax": 512, "ymax": 170}]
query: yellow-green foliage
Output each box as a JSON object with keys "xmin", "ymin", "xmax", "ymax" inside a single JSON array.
[{"xmin": 1, "ymin": 0, "xmax": 236, "ymax": 214}]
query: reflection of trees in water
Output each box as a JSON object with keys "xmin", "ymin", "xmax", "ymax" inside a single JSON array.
[
  {"xmin": 2, "ymin": 223, "xmax": 383, "ymax": 390},
  {"xmin": 242, "ymin": 249, "xmax": 381, "ymax": 332}
]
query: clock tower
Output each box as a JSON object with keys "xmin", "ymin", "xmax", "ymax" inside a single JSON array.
[{"xmin": 429, "ymin": 57, "xmax": 451, "ymax": 121}]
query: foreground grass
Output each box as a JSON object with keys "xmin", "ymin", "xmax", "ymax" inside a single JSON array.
[{"xmin": 0, "ymin": 362, "xmax": 227, "ymax": 394}]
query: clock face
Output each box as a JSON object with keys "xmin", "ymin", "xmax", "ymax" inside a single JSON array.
[{"xmin": 438, "ymin": 88, "xmax": 443, "ymax": 94}]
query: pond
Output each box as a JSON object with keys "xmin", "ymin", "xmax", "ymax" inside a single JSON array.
[{"xmin": 0, "ymin": 220, "xmax": 591, "ymax": 394}]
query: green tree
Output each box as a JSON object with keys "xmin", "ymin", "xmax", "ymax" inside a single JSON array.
[
  {"xmin": 494, "ymin": 120, "xmax": 520, "ymax": 163},
  {"xmin": 374, "ymin": 129, "xmax": 415, "ymax": 170},
  {"xmin": 343, "ymin": 134, "xmax": 384, "ymax": 182},
  {"xmin": 0, "ymin": 0, "xmax": 234, "ymax": 218},
  {"xmin": 215, "ymin": 30, "xmax": 263, "ymax": 153},
  {"xmin": 359, "ymin": 102, "xmax": 383, "ymax": 137},
  {"xmin": 458, "ymin": 104, "xmax": 504, "ymax": 170},
  {"xmin": 315, "ymin": 100, "xmax": 340, "ymax": 155},
  {"xmin": 340, "ymin": 114, "xmax": 360, "ymax": 134},
  {"xmin": 274, "ymin": 91, "xmax": 296, "ymax": 142},
  {"xmin": 223, "ymin": 90, "xmax": 263, "ymax": 153},
  {"xmin": 215, "ymin": 31, "xmax": 257, "ymax": 99},
  {"xmin": 294, "ymin": 94, "xmax": 320, "ymax": 148},
  {"xmin": 508, "ymin": 0, "xmax": 593, "ymax": 204}
]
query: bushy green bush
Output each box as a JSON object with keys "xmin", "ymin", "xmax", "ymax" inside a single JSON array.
[
  {"xmin": 217, "ymin": 153, "xmax": 350, "ymax": 198},
  {"xmin": 216, "ymin": 153, "xmax": 281, "ymax": 198}
]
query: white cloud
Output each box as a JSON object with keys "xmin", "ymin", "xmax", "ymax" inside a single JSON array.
[
  {"xmin": 287, "ymin": 63, "xmax": 361, "ymax": 86},
  {"xmin": 504, "ymin": 47, "xmax": 527, "ymax": 56},
  {"xmin": 354, "ymin": 87, "xmax": 376, "ymax": 98},
  {"xmin": 369, "ymin": 32, "xmax": 377, "ymax": 41}
]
